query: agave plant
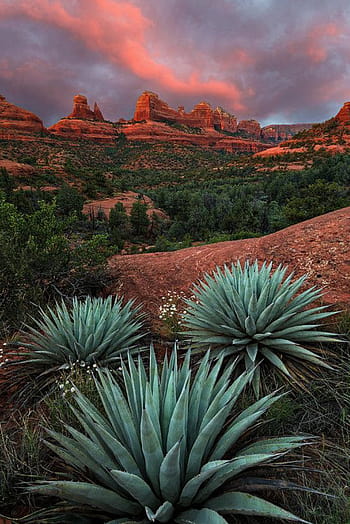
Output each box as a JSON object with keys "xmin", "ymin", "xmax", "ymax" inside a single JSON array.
[
  {"xmin": 182, "ymin": 260, "xmax": 339, "ymax": 396},
  {"xmin": 1, "ymin": 295, "xmax": 146, "ymax": 402},
  {"xmin": 30, "ymin": 347, "xmax": 314, "ymax": 523}
]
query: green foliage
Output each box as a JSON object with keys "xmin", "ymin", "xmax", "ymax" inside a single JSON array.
[
  {"xmin": 29, "ymin": 347, "xmax": 312, "ymax": 523},
  {"xmin": 56, "ymin": 184, "xmax": 85, "ymax": 217},
  {"xmin": 109, "ymin": 203, "xmax": 130, "ymax": 249},
  {"xmin": 0, "ymin": 198, "xmax": 114, "ymax": 334},
  {"xmin": 130, "ymin": 199, "xmax": 150, "ymax": 238},
  {"xmin": 183, "ymin": 260, "xmax": 338, "ymax": 397},
  {"xmin": 2, "ymin": 296, "xmax": 146, "ymax": 403}
]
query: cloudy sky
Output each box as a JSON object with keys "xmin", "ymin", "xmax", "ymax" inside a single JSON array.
[{"xmin": 1, "ymin": 0, "xmax": 350, "ymax": 126}]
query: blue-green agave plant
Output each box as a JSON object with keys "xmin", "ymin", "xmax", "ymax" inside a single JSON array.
[
  {"xmin": 182, "ymin": 260, "xmax": 339, "ymax": 396},
  {"xmin": 29, "ymin": 347, "xmax": 314, "ymax": 523},
  {"xmin": 2, "ymin": 295, "xmax": 146, "ymax": 402}
]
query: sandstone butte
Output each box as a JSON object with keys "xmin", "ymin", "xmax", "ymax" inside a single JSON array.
[
  {"xmin": 0, "ymin": 94, "xmax": 45, "ymax": 139},
  {"xmin": 48, "ymin": 94, "xmax": 118, "ymax": 143},
  {"xmin": 108, "ymin": 206, "xmax": 350, "ymax": 329}
]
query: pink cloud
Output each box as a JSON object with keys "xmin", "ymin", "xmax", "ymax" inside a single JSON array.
[{"xmin": 0, "ymin": 0, "xmax": 246, "ymax": 111}]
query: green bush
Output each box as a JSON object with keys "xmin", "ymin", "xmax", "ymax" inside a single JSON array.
[
  {"xmin": 29, "ymin": 347, "xmax": 313, "ymax": 523},
  {"xmin": 183, "ymin": 260, "xmax": 339, "ymax": 396}
]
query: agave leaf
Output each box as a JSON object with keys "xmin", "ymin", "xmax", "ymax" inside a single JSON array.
[
  {"xmin": 28, "ymin": 481, "xmax": 141, "ymax": 515},
  {"xmin": 110, "ymin": 470, "xmax": 160, "ymax": 510},
  {"xmin": 209, "ymin": 410, "xmax": 265, "ymax": 461},
  {"xmin": 146, "ymin": 501, "xmax": 174, "ymax": 522},
  {"xmin": 260, "ymin": 347, "xmax": 291, "ymax": 377},
  {"xmin": 185, "ymin": 403, "xmax": 231, "ymax": 481},
  {"xmin": 44, "ymin": 430, "xmax": 118, "ymax": 491},
  {"xmin": 205, "ymin": 491, "xmax": 310, "ymax": 522},
  {"xmin": 239, "ymin": 436, "xmax": 313, "ymax": 456},
  {"xmin": 195, "ymin": 453, "xmax": 281, "ymax": 503},
  {"xmin": 179, "ymin": 460, "xmax": 229, "ymax": 506},
  {"xmin": 159, "ymin": 439, "xmax": 182, "ymax": 503},
  {"xmin": 175, "ymin": 508, "xmax": 228, "ymax": 523},
  {"xmin": 141, "ymin": 409, "xmax": 164, "ymax": 495},
  {"xmin": 167, "ymin": 375, "xmax": 189, "ymax": 453}
]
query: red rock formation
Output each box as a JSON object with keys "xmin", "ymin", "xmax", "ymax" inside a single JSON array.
[
  {"xmin": 0, "ymin": 94, "xmax": 44, "ymax": 138},
  {"xmin": 0, "ymin": 159, "xmax": 36, "ymax": 177},
  {"xmin": 49, "ymin": 118, "xmax": 117, "ymax": 142},
  {"xmin": 213, "ymin": 106, "xmax": 237, "ymax": 132},
  {"xmin": 134, "ymin": 91, "xmax": 237, "ymax": 132},
  {"xmin": 93, "ymin": 102, "xmax": 104, "ymax": 122},
  {"xmin": 49, "ymin": 95, "xmax": 116, "ymax": 142},
  {"xmin": 335, "ymin": 102, "xmax": 350, "ymax": 125},
  {"xmin": 261, "ymin": 123, "xmax": 314, "ymax": 141},
  {"xmin": 108, "ymin": 206, "xmax": 350, "ymax": 327},
  {"xmin": 237, "ymin": 119, "xmax": 261, "ymax": 139},
  {"xmin": 68, "ymin": 94, "xmax": 104, "ymax": 121}
]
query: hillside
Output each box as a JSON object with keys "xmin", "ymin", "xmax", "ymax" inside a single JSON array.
[
  {"xmin": 255, "ymin": 102, "xmax": 350, "ymax": 158},
  {"xmin": 108, "ymin": 206, "xmax": 350, "ymax": 326}
]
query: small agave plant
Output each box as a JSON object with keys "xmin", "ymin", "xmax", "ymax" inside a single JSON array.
[
  {"xmin": 182, "ymin": 260, "xmax": 339, "ymax": 396},
  {"xmin": 30, "ymin": 347, "xmax": 313, "ymax": 523},
  {"xmin": 2, "ymin": 295, "xmax": 146, "ymax": 402}
]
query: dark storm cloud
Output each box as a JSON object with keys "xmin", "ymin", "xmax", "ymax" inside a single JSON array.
[{"xmin": 0, "ymin": 0, "xmax": 350, "ymax": 126}]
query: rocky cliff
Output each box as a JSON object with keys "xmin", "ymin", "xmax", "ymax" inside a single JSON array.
[
  {"xmin": 134, "ymin": 91, "xmax": 237, "ymax": 133},
  {"xmin": 48, "ymin": 95, "xmax": 117, "ymax": 143},
  {"xmin": 0, "ymin": 94, "xmax": 45, "ymax": 138}
]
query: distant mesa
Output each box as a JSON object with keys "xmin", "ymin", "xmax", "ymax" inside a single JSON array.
[{"xmin": 0, "ymin": 93, "xmax": 45, "ymax": 138}]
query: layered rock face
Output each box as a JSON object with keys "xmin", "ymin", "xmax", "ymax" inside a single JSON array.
[
  {"xmin": 0, "ymin": 94, "xmax": 44, "ymax": 138},
  {"xmin": 335, "ymin": 102, "xmax": 350, "ymax": 125},
  {"xmin": 49, "ymin": 95, "xmax": 117, "ymax": 143},
  {"xmin": 261, "ymin": 123, "xmax": 314, "ymax": 141},
  {"xmin": 134, "ymin": 91, "xmax": 237, "ymax": 132},
  {"xmin": 68, "ymin": 94, "xmax": 104, "ymax": 121},
  {"xmin": 237, "ymin": 119, "xmax": 261, "ymax": 139}
]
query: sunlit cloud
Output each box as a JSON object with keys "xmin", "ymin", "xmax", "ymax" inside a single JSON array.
[{"xmin": 1, "ymin": 0, "xmax": 350, "ymax": 126}]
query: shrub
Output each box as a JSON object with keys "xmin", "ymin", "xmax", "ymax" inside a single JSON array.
[
  {"xmin": 182, "ymin": 260, "xmax": 339, "ymax": 396},
  {"xmin": 2, "ymin": 296, "xmax": 146, "ymax": 403},
  {"xmin": 29, "ymin": 347, "xmax": 313, "ymax": 523}
]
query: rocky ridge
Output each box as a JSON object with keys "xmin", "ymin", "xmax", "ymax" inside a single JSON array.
[{"xmin": 255, "ymin": 102, "xmax": 350, "ymax": 158}]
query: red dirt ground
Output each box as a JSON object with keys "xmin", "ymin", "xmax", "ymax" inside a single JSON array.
[{"xmin": 108, "ymin": 207, "xmax": 350, "ymax": 327}]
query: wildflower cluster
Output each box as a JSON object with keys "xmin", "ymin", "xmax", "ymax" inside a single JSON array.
[
  {"xmin": 158, "ymin": 291, "xmax": 186, "ymax": 338},
  {"xmin": 0, "ymin": 342, "xmax": 9, "ymax": 367},
  {"xmin": 57, "ymin": 361, "xmax": 99, "ymax": 397}
]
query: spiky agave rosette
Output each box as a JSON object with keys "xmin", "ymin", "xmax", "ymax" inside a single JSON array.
[
  {"xmin": 29, "ymin": 346, "xmax": 314, "ymax": 523},
  {"xmin": 182, "ymin": 260, "xmax": 339, "ymax": 396},
  {"xmin": 0, "ymin": 295, "xmax": 146, "ymax": 404}
]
